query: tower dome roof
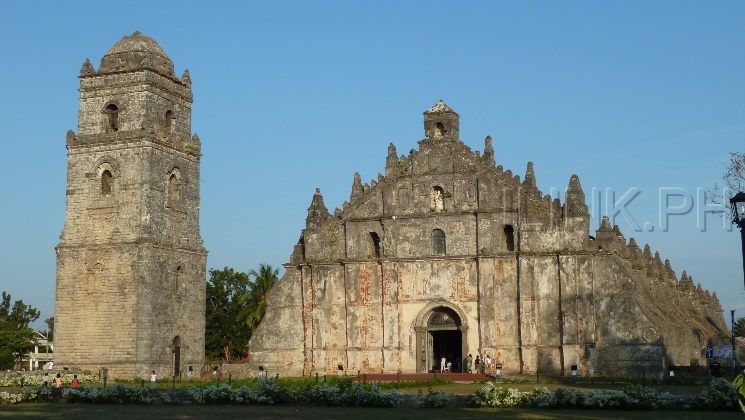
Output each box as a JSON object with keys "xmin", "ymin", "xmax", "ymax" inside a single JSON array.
[{"xmin": 98, "ymin": 32, "xmax": 175, "ymax": 76}]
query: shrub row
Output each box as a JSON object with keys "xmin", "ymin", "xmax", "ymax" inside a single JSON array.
[
  {"xmin": 472, "ymin": 378, "xmax": 739, "ymax": 411},
  {"xmin": 188, "ymin": 380, "xmax": 402, "ymax": 407},
  {"xmin": 1, "ymin": 376, "xmax": 739, "ymax": 411},
  {"xmin": 0, "ymin": 372, "xmax": 99, "ymax": 387}
]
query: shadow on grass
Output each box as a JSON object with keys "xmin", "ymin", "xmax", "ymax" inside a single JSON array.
[{"xmin": 1, "ymin": 404, "xmax": 743, "ymax": 420}]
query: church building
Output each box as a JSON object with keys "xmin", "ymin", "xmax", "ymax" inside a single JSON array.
[{"xmin": 248, "ymin": 100, "xmax": 728, "ymax": 377}]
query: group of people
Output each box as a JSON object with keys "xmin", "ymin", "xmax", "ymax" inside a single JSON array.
[
  {"xmin": 436, "ymin": 353, "xmax": 499, "ymax": 374},
  {"xmin": 464, "ymin": 353, "xmax": 497, "ymax": 374},
  {"xmin": 42, "ymin": 371, "xmax": 80, "ymax": 388}
]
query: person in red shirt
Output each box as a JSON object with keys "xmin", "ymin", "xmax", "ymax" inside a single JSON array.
[{"xmin": 71, "ymin": 374, "xmax": 79, "ymax": 388}]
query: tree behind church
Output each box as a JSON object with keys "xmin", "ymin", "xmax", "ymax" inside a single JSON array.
[
  {"xmin": 205, "ymin": 268, "xmax": 252, "ymax": 362},
  {"xmin": 205, "ymin": 266, "xmax": 280, "ymax": 362},
  {"xmin": 0, "ymin": 292, "xmax": 40, "ymax": 369},
  {"xmin": 239, "ymin": 264, "xmax": 279, "ymax": 336}
]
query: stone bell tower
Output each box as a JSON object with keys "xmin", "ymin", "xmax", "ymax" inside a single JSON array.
[{"xmin": 55, "ymin": 32, "xmax": 207, "ymax": 379}]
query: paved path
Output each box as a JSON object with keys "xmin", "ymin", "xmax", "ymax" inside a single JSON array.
[{"xmin": 352, "ymin": 372, "xmax": 490, "ymax": 382}]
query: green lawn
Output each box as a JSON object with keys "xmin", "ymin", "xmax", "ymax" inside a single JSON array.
[{"xmin": 0, "ymin": 404, "xmax": 742, "ymax": 420}]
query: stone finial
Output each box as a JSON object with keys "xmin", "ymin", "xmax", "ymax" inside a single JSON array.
[
  {"xmin": 652, "ymin": 251, "xmax": 665, "ymax": 278},
  {"xmin": 642, "ymin": 244, "xmax": 652, "ymax": 260},
  {"xmin": 599, "ymin": 216, "xmax": 612, "ymax": 231},
  {"xmin": 680, "ymin": 270, "xmax": 688, "ymax": 284},
  {"xmin": 191, "ymin": 133, "xmax": 201, "ymax": 145},
  {"xmin": 350, "ymin": 172, "xmax": 363, "ymax": 201},
  {"xmin": 181, "ymin": 69, "xmax": 192, "ymax": 87},
  {"xmin": 306, "ymin": 188, "xmax": 331, "ymax": 229},
  {"xmin": 66, "ymin": 129, "xmax": 77, "ymax": 144},
  {"xmin": 523, "ymin": 162, "xmax": 537, "ymax": 189},
  {"xmin": 712, "ymin": 291, "xmax": 721, "ymax": 307},
  {"xmin": 483, "ymin": 136, "xmax": 495, "ymax": 166},
  {"xmin": 80, "ymin": 58, "xmax": 95, "ymax": 76},
  {"xmin": 626, "ymin": 237, "xmax": 642, "ymax": 265},
  {"xmin": 564, "ymin": 174, "xmax": 588, "ymax": 218},
  {"xmin": 385, "ymin": 143, "xmax": 398, "ymax": 176},
  {"xmin": 664, "ymin": 259, "xmax": 677, "ymax": 284}
]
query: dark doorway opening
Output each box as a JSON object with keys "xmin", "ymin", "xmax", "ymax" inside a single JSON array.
[
  {"xmin": 173, "ymin": 336, "xmax": 181, "ymax": 377},
  {"xmin": 430, "ymin": 330, "xmax": 462, "ymax": 372},
  {"xmin": 425, "ymin": 307, "xmax": 463, "ymax": 372}
]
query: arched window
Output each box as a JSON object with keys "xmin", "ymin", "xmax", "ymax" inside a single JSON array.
[
  {"xmin": 101, "ymin": 170, "xmax": 113, "ymax": 195},
  {"xmin": 368, "ymin": 232, "xmax": 381, "ymax": 259},
  {"xmin": 431, "ymin": 186, "xmax": 444, "ymax": 212},
  {"xmin": 432, "ymin": 229, "xmax": 446, "ymax": 255},
  {"xmin": 165, "ymin": 110, "xmax": 175, "ymax": 133},
  {"xmin": 175, "ymin": 265, "xmax": 184, "ymax": 292},
  {"xmin": 168, "ymin": 173, "xmax": 180, "ymax": 207},
  {"xmin": 504, "ymin": 225, "xmax": 515, "ymax": 252},
  {"xmin": 434, "ymin": 122, "xmax": 445, "ymax": 137},
  {"xmin": 105, "ymin": 104, "xmax": 119, "ymax": 133}
]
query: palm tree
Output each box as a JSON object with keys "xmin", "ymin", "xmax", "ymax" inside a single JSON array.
[{"xmin": 238, "ymin": 264, "xmax": 279, "ymax": 336}]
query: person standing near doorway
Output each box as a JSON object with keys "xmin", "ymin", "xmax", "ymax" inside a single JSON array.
[
  {"xmin": 466, "ymin": 354, "xmax": 473, "ymax": 373},
  {"xmin": 150, "ymin": 371, "xmax": 157, "ymax": 387}
]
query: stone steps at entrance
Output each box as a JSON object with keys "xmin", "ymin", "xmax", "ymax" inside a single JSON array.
[{"xmin": 351, "ymin": 372, "xmax": 490, "ymax": 382}]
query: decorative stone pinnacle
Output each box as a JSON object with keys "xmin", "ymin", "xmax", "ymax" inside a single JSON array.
[{"xmin": 80, "ymin": 58, "xmax": 95, "ymax": 76}]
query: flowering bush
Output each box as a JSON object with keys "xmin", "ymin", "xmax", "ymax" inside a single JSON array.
[
  {"xmin": 307, "ymin": 383, "xmax": 344, "ymax": 406},
  {"xmin": 0, "ymin": 372, "xmax": 99, "ymax": 387},
  {"xmin": 472, "ymin": 382, "xmax": 530, "ymax": 408},
  {"xmin": 416, "ymin": 388, "xmax": 451, "ymax": 408},
  {"xmin": 234, "ymin": 384, "xmax": 273, "ymax": 404},
  {"xmin": 693, "ymin": 378, "xmax": 739, "ymax": 411},
  {"xmin": 0, "ymin": 387, "xmax": 51, "ymax": 405},
  {"xmin": 534, "ymin": 387, "xmax": 586, "ymax": 408},
  {"xmin": 581, "ymin": 390, "xmax": 624, "ymax": 409},
  {"xmin": 621, "ymin": 383, "xmax": 659, "ymax": 410},
  {"xmin": 186, "ymin": 384, "xmax": 236, "ymax": 404},
  {"xmin": 187, "ymin": 380, "xmax": 401, "ymax": 407},
  {"xmin": 339, "ymin": 383, "xmax": 401, "ymax": 407},
  {"xmin": 62, "ymin": 383, "xmax": 153, "ymax": 404}
]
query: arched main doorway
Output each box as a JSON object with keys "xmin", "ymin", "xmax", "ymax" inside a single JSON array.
[{"xmin": 415, "ymin": 303, "xmax": 468, "ymax": 373}]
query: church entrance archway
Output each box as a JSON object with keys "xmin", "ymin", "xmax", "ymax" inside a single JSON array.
[{"xmin": 415, "ymin": 302, "xmax": 468, "ymax": 373}]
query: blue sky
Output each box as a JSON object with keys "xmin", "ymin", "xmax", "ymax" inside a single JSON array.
[{"xmin": 0, "ymin": 1, "xmax": 743, "ymax": 330}]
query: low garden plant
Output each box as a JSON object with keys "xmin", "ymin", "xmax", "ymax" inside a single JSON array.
[
  {"xmin": 472, "ymin": 378, "xmax": 739, "ymax": 411},
  {"xmin": 0, "ymin": 373, "xmax": 740, "ymax": 412}
]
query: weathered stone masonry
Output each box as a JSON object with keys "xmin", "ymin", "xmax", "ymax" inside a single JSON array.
[
  {"xmin": 55, "ymin": 33, "xmax": 207, "ymax": 379},
  {"xmin": 249, "ymin": 100, "xmax": 728, "ymax": 377}
]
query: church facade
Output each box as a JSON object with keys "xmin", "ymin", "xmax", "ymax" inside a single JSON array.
[
  {"xmin": 54, "ymin": 33, "xmax": 207, "ymax": 378},
  {"xmin": 248, "ymin": 101, "xmax": 728, "ymax": 377}
]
